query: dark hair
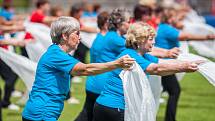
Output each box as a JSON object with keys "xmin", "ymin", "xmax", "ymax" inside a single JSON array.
[
  {"xmin": 160, "ymin": 8, "xmax": 175, "ymax": 24},
  {"xmin": 36, "ymin": 0, "xmax": 49, "ymax": 8},
  {"xmin": 93, "ymin": 3, "xmax": 101, "ymax": 13},
  {"xmin": 2, "ymin": 2, "xmax": 13, "ymax": 10},
  {"xmin": 50, "ymin": 6, "xmax": 62, "ymax": 17},
  {"xmin": 97, "ymin": 11, "xmax": 109, "ymax": 30},
  {"xmin": 69, "ymin": 3, "xmax": 83, "ymax": 17},
  {"xmin": 108, "ymin": 8, "xmax": 130, "ymax": 31},
  {"xmin": 134, "ymin": 4, "xmax": 152, "ymax": 21}
]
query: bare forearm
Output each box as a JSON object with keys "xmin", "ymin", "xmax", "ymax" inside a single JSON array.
[
  {"xmin": 81, "ymin": 26, "xmax": 98, "ymax": 33},
  {"xmin": 43, "ymin": 16, "xmax": 57, "ymax": 25},
  {"xmin": 147, "ymin": 61, "xmax": 187, "ymax": 76},
  {"xmin": 71, "ymin": 55, "xmax": 134, "ymax": 76},
  {"xmin": 0, "ymin": 39, "xmax": 25, "ymax": 46},
  {"xmin": 0, "ymin": 26, "xmax": 14, "ymax": 32},
  {"xmin": 0, "ymin": 39, "xmax": 14, "ymax": 45},
  {"xmin": 179, "ymin": 32, "xmax": 209, "ymax": 41},
  {"xmin": 71, "ymin": 61, "xmax": 120, "ymax": 76},
  {"xmin": 149, "ymin": 47, "xmax": 168, "ymax": 58},
  {"xmin": 81, "ymin": 61, "xmax": 119, "ymax": 76}
]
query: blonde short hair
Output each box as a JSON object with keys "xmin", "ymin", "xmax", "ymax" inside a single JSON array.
[{"xmin": 126, "ymin": 22, "xmax": 156, "ymax": 49}]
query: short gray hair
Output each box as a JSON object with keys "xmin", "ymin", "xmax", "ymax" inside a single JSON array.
[{"xmin": 50, "ymin": 16, "xmax": 80, "ymax": 44}]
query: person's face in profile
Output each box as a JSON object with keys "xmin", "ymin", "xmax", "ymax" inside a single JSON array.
[
  {"xmin": 67, "ymin": 31, "xmax": 81, "ymax": 50},
  {"xmin": 138, "ymin": 36, "xmax": 155, "ymax": 53}
]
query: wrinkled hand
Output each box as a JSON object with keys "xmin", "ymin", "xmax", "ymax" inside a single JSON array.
[
  {"xmin": 207, "ymin": 34, "xmax": 215, "ymax": 40},
  {"xmin": 117, "ymin": 55, "xmax": 135, "ymax": 69},
  {"xmin": 184, "ymin": 60, "xmax": 206, "ymax": 72},
  {"xmin": 167, "ymin": 47, "xmax": 180, "ymax": 58}
]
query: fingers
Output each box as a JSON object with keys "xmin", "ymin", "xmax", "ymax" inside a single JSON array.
[
  {"xmin": 168, "ymin": 48, "xmax": 180, "ymax": 58},
  {"xmin": 171, "ymin": 52, "xmax": 179, "ymax": 58},
  {"xmin": 207, "ymin": 34, "xmax": 215, "ymax": 40},
  {"xmin": 186, "ymin": 62, "xmax": 199, "ymax": 72},
  {"xmin": 119, "ymin": 55, "xmax": 135, "ymax": 69},
  {"xmin": 172, "ymin": 47, "xmax": 180, "ymax": 52},
  {"xmin": 192, "ymin": 60, "xmax": 207, "ymax": 65}
]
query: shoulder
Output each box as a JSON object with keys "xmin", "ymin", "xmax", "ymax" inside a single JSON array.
[
  {"xmin": 118, "ymin": 48, "xmax": 138, "ymax": 58},
  {"xmin": 143, "ymin": 53, "xmax": 159, "ymax": 63}
]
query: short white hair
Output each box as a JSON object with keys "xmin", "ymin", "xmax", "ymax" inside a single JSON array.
[{"xmin": 50, "ymin": 16, "xmax": 80, "ymax": 44}]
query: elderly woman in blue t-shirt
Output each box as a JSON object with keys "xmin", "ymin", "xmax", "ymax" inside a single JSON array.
[
  {"xmin": 93, "ymin": 22, "xmax": 204, "ymax": 121},
  {"xmin": 22, "ymin": 16, "xmax": 135, "ymax": 121}
]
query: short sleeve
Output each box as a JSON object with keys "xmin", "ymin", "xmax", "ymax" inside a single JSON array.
[
  {"xmin": 164, "ymin": 25, "xmax": 180, "ymax": 41},
  {"xmin": 112, "ymin": 36, "xmax": 126, "ymax": 54},
  {"xmin": 124, "ymin": 50, "xmax": 153, "ymax": 71},
  {"xmin": 143, "ymin": 53, "xmax": 159, "ymax": 63},
  {"xmin": 50, "ymin": 52, "xmax": 80, "ymax": 74}
]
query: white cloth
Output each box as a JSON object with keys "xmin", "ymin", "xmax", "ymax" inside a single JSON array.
[
  {"xmin": 183, "ymin": 13, "xmax": 215, "ymax": 58},
  {"xmin": 25, "ymin": 41, "xmax": 46, "ymax": 62},
  {"xmin": 183, "ymin": 9, "xmax": 205, "ymax": 24},
  {"xmin": 178, "ymin": 53, "xmax": 215, "ymax": 86},
  {"xmin": 0, "ymin": 48, "xmax": 36, "ymax": 91},
  {"xmin": 80, "ymin": 32, "xmax": 97, "ymax": 48},
  {"xmin": 24, "ymin": 22, "xmax": 52, "ymax": 62},
  {"xmin": 25, "ymin": 22, "xmax": 52, "ymax": 48},
  {"xmin": 175, "ymin": 41, "xmax": 190, "ymax": 81},
  {"xmin": 148, "ymin": 75, "xmax": 162, "ymax": 112},
  {"xmin": 120, "ymin": 62, "xmax": 156, "ymax": 121}
]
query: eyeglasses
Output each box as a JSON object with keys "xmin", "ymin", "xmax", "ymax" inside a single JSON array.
[{"xmin": 73, "ymin": 31, "xmax": 80, "ymax": 36}]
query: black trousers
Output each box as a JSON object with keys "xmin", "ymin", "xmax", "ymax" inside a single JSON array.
[
  {"xmin": 20, "ymin": 47, "xmax": 29, "ymax": 58},
  {"xmin": 93, "ymin": 103, "xmax": 124, "ymax": 121},
  {"xmin": 0, "ymin": 89, "xmax": 2, "ymax": 121},
  {"xmin": 162, "ymin": 74, "xmax": 181, "ymax": 121},
  {"xmin": 0, "ymin": 59, "xmax": 18, "ymax": 107},
  {"xmin": 75, "ymin": 91, "xmax": 99, "ymax": 121},
  {"xmin": 74, "ymin": 42, "xmax": 89, "ymax": 63}
]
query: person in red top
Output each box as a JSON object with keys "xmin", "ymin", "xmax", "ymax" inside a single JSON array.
[
  {"xmin": 133, "ymin": 4, "xmax": 156, "ymax": 28},
  {"xmin": 23, "ymin": 0, "xmax": 57, "ymax": 57},
  {"xmin": 30, "ymin": 0, "xmax": 56, "ymax": 25}
]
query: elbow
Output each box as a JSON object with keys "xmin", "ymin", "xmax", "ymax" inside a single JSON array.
[
  {"xmin": 147, "ymin": 64, "xmax": 160, "ymax": 75},
  {"xmin": 82, "ymin": 66, "xmax": 98, "ymax": 76},
  {"xmin": 154, "ymin": 66, "xmax": 165, "ymax": 76},
  {"xmin": 83, "ymin": 69, "xmax": 95, "ymax": 76},
  {"xmin": 148, "ymin": 64, "xmax": 167, "ymax": 76},
  {"xmin": 179, "ymin": 33, "xmax": 190, "ymax": 41}
]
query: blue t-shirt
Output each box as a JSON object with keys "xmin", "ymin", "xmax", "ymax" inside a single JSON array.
[
  {"xmin": 0, "ymin": 35, "xmax": 3, "ymax": 40},
  {"xmin": 86, "ymin": 31, "xmax": 126, "ymax": 94},
  {"xmin": 96, "ymin": 48, "xmax": 159, "ymax": 109},
  {"xmin": 0, "ymin": 8, "xmax": 14, "ymax": 21},
  {"xmin": 155, "ymin": 23, "xmax": 180, "ymax": 49},
  {"xmin": 82, "ymin": 11, "xmax": 97, "ymax": 18},
  {"xmin": 22, "ymin": 44, "xmax": 79, "ymax": 121}
]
